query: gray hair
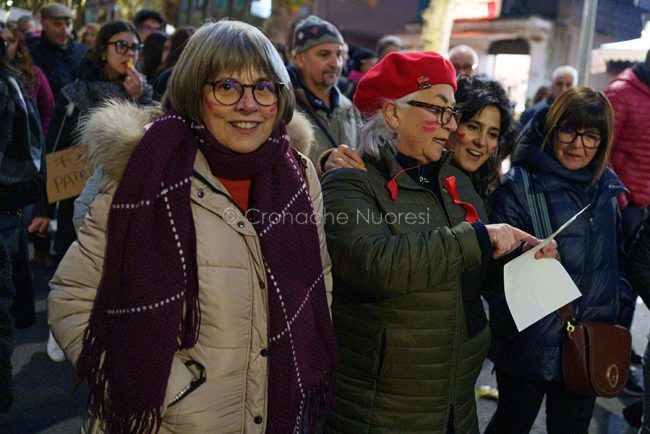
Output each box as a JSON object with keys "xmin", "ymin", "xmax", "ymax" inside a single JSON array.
[
  {"xmin": 449, "ymin": 44, "xmax": 479, "ymax": 66},
  {"xmin": 552, "ymin": 65, "xmax": 579, "ymax": 86},
  {"xmin": 358, "ymin": 91, "xmax": 417, "ymax": 160},
  {"xmin": 375, "ymin": 35, "xmax": 404, "ymax": 56},
  {"xmin": 165, "ymin": 20, "xmax": 294, "ymax": 127}
]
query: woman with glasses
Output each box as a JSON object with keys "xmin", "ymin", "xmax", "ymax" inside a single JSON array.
[
  {"xmin": 44, "ymin": 20, "xmax": 153, "ymax": 263},
  {"xmin": 321, "ymin": 51, "xmax": 555, "ymax": 434},
  {"xmin": 484, "ymin": 87, "xmax": 626, "ymax": 434},
  {"xmin": 48, "ymin": 20, "xmax": 337, "ymax": 433}
]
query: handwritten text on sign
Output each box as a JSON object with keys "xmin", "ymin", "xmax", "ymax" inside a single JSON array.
[{"xmin": 46, "ymin": 144, "xmax": 92, "ymax": 204}]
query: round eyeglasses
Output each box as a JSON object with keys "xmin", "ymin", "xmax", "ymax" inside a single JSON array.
[
  {"xmin": 554, "ymin": 125, "xmax": 601, "ymax": 150},
  {"xmin": 407, "ymin": 100, "xmax": 462, "ymax": 126},
  {"xmin": 204, "ymin": 78, "xmax": 283, "ymax": 107},
  {"xmin": 107, "ymin": 40, "xmax": 142, "ymax": 55}
]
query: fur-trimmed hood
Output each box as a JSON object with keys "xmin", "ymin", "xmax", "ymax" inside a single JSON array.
[{"xmin": 80, "ymin": 99, "xmax": 315, "ymax": 189}]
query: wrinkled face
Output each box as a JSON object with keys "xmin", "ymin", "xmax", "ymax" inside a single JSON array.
[
  {"xmin": 41, "ymin": 17, "xmax": 72, "ymax": 46},
  {"xmin": 294, "ymin": 42, "xmax": 343, "ymax": 93},
  {"xmin": 139, "ymin": 18, "xmax": 162, "ymax": 42},
  {"xmin": 551, "ymin": 73, "xmax": 574, "ymax": 99},
  {"xmin": 1, "ymin": 28, "xmax": 17, "ymax": 60},
  {"xmin": 391, "ymin": 84, "xmax": 458, "ymax": 164},
  {"xmin": 202, "ymin": 69, "xmax": 278, "ymax": 154},
  {"xmin": 447, "ymin": 105, "xmax": 501, "ymax": 173},
  {"xmin": 451, "ymin": 52, "xmax": 476, "ymax": 77},
  {"xmin": 552, "ymin": 125, "xmax": 601, "ymax": 171},
  {"xmin": 104, "ymin": 32, "xmax": 139, "ymax": 79}
]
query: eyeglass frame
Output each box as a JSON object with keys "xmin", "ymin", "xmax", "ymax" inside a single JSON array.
[
  {"xmin": 553, "ymin": 124, "xmax": 602, "ymax": 150},
  {"xmin": 106, "ymin": 40, "xmax": 143, "ymax": 55},
  {"xmin": 204, "ymin": 78, "xmax": 285, "ymax": 107},
  {"xmin": 406, "ymin": 100, "xmax": 462, "ymax": 126}
]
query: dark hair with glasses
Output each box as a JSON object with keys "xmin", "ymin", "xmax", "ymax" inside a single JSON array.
[
  {"xmin": 2, "ymin": 23, "xmax": 38, "ymax": 90},
  {"xmin": 542, "ymin": 86, "xmax": 614, "ymax": 182},
  {"xmin": 406, "ymin": 100, "xmax": 461, "ymax": 126},
  {"xmin": 82, "ymin": 20, "xmax": 140, "ymax": 81}
]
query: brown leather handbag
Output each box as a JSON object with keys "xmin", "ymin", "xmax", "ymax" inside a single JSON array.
[{"xmin": 558, "ymin": 304, "xmax": 631, "ymax": 398}]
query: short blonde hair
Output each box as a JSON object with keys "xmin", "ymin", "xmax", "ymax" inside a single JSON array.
[
  {"xmin": 165, "ymin": 20, "xmax": 294, "ymax": 127},
  {"xmin": 541, "ymin": 86, "xmax": 614, "ymax": 182}
]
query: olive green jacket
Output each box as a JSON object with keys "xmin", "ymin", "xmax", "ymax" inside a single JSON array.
[{"xmin": 322, "ymin": 145, "xmax": 490, "ymax": 434}]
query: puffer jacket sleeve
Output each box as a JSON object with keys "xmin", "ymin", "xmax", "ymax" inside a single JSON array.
[
  {"xmin": 48, "ymin": 191, "xmax": 112, "ymax": 364},
  {"xmin": 321, "ymin": 169, "xmax": 481, "ymax": 301},
  {"xmin": 627, "ymin": 213, "xmax": 650, "ymax": 309},
  {"xmin": 304, "ymin": 155, "xmax": 333, "ymax": 308}
]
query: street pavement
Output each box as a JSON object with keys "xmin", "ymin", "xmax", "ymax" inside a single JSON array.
[{"xmin": 0, "ymin": 265, "xmax": 647, "ymax": 433}]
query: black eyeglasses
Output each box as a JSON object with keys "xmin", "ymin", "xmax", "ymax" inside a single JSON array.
[
  {"xmin": 407, "ymin": 100, "xmax": 462, "ymax": 126},
  {"xmin": 204, "ymin": 78, "xmax": 284, "ymax": 107},
  {"xmin": 554, "ymin": 125, "xmax": 601, "ymax": 150},
  {"xmin": 107, "ymin": 40, "xmax": 142, "ymax": 54}
]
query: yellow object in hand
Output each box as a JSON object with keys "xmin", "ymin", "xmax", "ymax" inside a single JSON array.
[{"xmin": 127, "ymin": 60, "xmax": 134, "ymax": 69}]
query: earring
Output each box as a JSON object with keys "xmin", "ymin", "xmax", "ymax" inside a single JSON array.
[{"xmin": 101, "ymin": 55, "xmax": 106, "ymax": 61}]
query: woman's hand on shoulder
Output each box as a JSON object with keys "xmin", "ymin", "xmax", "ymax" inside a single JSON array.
[{"xmin": 324, "ymin": 144, "xmax": 366, "ymax": 172}]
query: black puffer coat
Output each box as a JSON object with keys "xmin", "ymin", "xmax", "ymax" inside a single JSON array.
[{"xmin": 487, "ymin": 109, "xmax": 627, "ymax": 382}]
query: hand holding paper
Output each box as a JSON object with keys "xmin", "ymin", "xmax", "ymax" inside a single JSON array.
[{"xmin": 503, "ymin": 205, "xmax": 590, "ymax": 331}]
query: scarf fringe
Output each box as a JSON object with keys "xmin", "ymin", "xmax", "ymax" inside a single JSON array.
[
  {"xmin": 77, "ymin": 316, "xmax": 166, "ymax": 434},
  {"xmin": 265, "ymin": 367, "xmax": 337, "ymax": 434},
  {"xmin": 179, "ymin": 283, "xmax": 201, "ymax": 349}
]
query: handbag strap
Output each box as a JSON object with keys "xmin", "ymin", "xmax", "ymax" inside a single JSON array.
[
  {"xmin": 520, "ymin": 167, "xmax": 575, "ymax": 322},
  {"xmin": 521, "ymin": 167, "xmax": 553, "ymax": 239}
]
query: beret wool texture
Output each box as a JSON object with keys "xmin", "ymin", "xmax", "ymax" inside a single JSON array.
[
  {"xmin": 292, "ymin": 15, "xmax": 343, "ymax": 54},
  {"xmin": 353, "ymin": 51, "xmax": 457, "ymax": 116}
]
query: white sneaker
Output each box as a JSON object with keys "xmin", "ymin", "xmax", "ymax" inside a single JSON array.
[{"xmin": 47, "ymin": 330, "xmax": 65, "ymax": 362}]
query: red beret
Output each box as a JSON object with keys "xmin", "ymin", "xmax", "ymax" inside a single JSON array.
[{"xmin": 353, "ymin": 51, "xmax": 457, "ymax": 116}]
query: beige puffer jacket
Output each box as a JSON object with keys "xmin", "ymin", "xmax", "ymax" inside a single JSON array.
[{"xmin": 47, "ymin": 101, "xmax": 333, "ymax": 434}]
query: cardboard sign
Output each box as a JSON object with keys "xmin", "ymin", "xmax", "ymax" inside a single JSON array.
[{"xmin": 46, "ymin": 144, "xmax": 92, "ymax": 204}]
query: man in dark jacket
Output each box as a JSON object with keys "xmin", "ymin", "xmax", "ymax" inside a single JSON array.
[
  {"xmin": 28, "ymin": 3, "xmax": 87, "ymax": 100},
  {"xmin": 288, "ymin": 15, "xmax": 362, "ymax": 166}
]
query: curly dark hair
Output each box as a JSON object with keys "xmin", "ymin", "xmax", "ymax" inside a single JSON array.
[{"xmin": 453, "ymin": 75, "xmax": 515, "ymax": 203}]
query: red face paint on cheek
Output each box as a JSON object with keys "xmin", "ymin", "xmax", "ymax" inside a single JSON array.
[
  {"xmin": 269, "ymin": 103, "xmax": 277, "ymax": 113},
  {"xmin": 203, "ymin": 95, "xmax": 213, "ymax": 111},
  {"xmin": 422, "ymin": 119, "xmax": 439, "ymax": 133},
  {"xmin": 489, "ymin": 145, "xmax": 498, "ymax": 153},
  {"xmin": 457, "ymin": 133, "xmax": 466, "ymax": 140}
]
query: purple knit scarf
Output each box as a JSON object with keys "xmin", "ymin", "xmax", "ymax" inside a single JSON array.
[{"xmin": 77, "ymin": 112, "xmax": 337, "ymax": 433}]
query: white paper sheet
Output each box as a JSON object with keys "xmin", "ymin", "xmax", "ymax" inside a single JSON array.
[{"xmin": 503, "ymin": 205, "xmax": 590, "ymax": 331}]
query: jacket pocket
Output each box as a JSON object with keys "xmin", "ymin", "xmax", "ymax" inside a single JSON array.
[
  {"xmin": 168, "ymin": 360, "xmax": 206, "ymax": 407},
  {"xmin": 372, "ymin": 328, "xmax": 387, "ymax": 382}
]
